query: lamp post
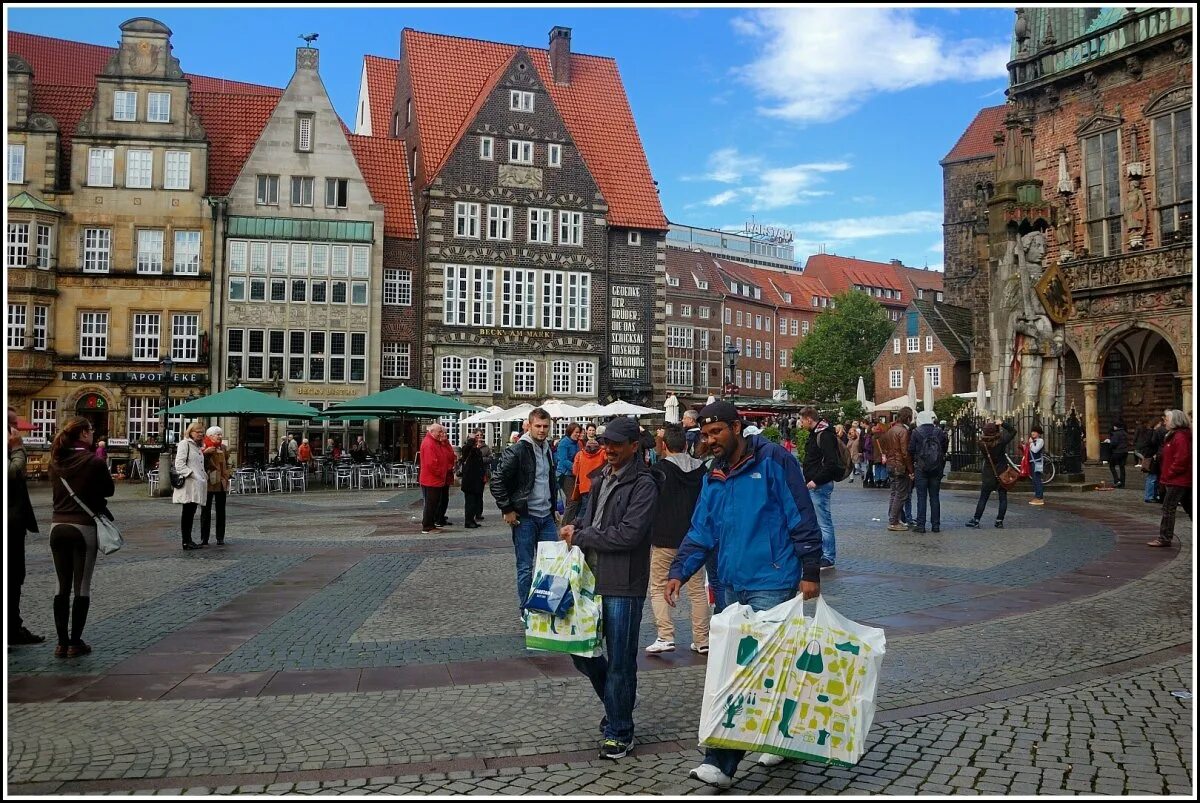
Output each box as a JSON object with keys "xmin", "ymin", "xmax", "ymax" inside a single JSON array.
[
  {"xmin": 722, "ymin": 344, "xmax": 740, "ymax": 400},
  {"xmin": 155, "ymin": 355, "xmax": 174, "ymax": 497}
]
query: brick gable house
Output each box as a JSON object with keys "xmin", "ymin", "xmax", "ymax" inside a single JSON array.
[{"xmin": 873, "ymin": 300, "xmax": 973, "ymax": 407}]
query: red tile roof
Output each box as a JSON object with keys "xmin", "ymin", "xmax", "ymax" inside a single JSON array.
[
  {"xmin": 802, "ymin": 253, "xmax": 944, "ymax": 306},
  {"xmin": 401, "ymin": 29, "xmax": 667, "ymax": 230},
  {"xmin": 362, "ymin": 55, "xmax": 400, "ymax": 137},
  {"xmin": 942, "ymin": 104, "xmax": 1007, "ymax": 164},
  {"xmin": 347, "ymin": 135, "xmax": 418, "ymax": 240},
  {"xmin": 8, "ymin": 31, "xmax": 281, "ymax": 94},
  {"xmin": 189, "ymin": 92, "xmax": 281, "ymax": 197},
  {"xmin": 29, "ymin": 85, "xmax": 94, "ymax": 189}
]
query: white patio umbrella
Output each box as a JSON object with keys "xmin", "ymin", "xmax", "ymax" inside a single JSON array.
[
  {"xmin": 478, "ymin": 402, "xmax": 536, "ymax": 423},
  {"xmin": 572, "ymin": 402, "xmax": 609, "ymax": 416},
  {"xmin": 664, "ymin": 393, "xmax": 681, "ymax": 424},
  {"xmin": 856, "ymin": 376, "xmax": 868, "ymax": 407},
  {"xmin": 539, "ymin": 399, "xmax": 585, "ymax": 419},
  {"xmin": 907, "ymin": 374, "xmax": 918, "ymax": 409},
  {"xmin": 602, "ymin": 399, "xmax": 664, "ymax": 416},
  {"xmin": 461, "ymin": 405, "xmax": 503, "ymax": 425},
  {"xmin": 706, "ymin": 395, "xmax": 718, "ymax": 406},
  {"xmin": 923, "ymin": 371, "xmax": 934, "ymax": 415},
  {"xmin": 976, "ymin": 372, "xmax": 989, "ymax": 414},
  {"xmin": 871, "ymin": 394, "xmax": 915, "ymax": 413}
]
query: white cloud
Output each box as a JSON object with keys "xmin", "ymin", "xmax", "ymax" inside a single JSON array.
[
  {"xmin": 704, "ymin": 190, "xmax": 741, "ymax": 207},
  {"xmin": 698, "ymin": 147, "xmax": 762, "ymax": 184},
  {"xmin": 792, "ymin": 211, "xmax": 943, "ymax": 241},
  {"xmin": 685, "ymin": 148, "xmax": 850, "ymax": 210},
  {"xmin": 929, "ymin": 241, "xmax": 945, "ymax": 253},
  {"xmin": 733, "ymin": 8, "xmax": 1010, "ymax": 123}
]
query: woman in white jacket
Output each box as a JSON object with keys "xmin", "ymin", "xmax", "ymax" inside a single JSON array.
[{"xmin": 174, "ymin": 422, "xmax": 208, "ymax": 550}]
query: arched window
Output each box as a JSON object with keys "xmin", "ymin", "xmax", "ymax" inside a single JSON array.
[
  {"xmin": 467, "ymin": 357, "xmax": 490, "ymax": 392},
  {"xmin": 513, "ymin": 360, "xmax": 536, "ymax": 395},
  {"xmin": 440, "ymin": 356, "xmax": 462, "ymax": 392},
  {"xmin": 551, "ymin": 360, "xmax": 571, "ymax": 395}
]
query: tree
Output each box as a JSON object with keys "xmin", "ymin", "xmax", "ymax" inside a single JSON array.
[
  {"xmin": 934, "ymin": 395, "xmax": 969, "ymax": 423},
  {"xmin": 783, "ymin": 291, "xmax": 894, "ymax": 405}
]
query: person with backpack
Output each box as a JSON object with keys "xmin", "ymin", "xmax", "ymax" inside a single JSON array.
[
  {"xmin": 799, "ymin": 406, "xmax": 844, "ymax": 570},
  {"xmin": 907, "ymin": 410, "xmax": 948, "ymax": 533}
]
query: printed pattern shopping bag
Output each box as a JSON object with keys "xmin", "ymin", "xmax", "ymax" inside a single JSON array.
[
  {"xmin": 524, "ymin": 541, "xmax": 604, "ymax": 657},
  {"xmin": 523, "ymin": 543, "xmax": 575, "ymax": 617},
  {"xmin": 699, "ymin": 596, "xmax": 885, "ymax": 767}
]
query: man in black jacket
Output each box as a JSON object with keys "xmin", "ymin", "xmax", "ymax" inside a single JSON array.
[
  {"xmin": 8, "ymin": 408, "xmax": 44, "ymax": 645},
  {"xmin": 559, "ymin": 416, "xmax": 660, "ymax": 761},
  {"xmin": 645, "ymin": 424, "xmax": 709, "ymax": 656},
  {"xmin": 799, "ymin": 406, "xmax": 839, "ymax": 570},
  {"xmin": 490, "ymin": 408, "xmax": 558, "ymax": 616}
]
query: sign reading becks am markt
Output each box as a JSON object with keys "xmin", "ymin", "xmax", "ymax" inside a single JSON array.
[{"xmin": 609, "ymin": 284, "xmax": 647, "ymax": 384}]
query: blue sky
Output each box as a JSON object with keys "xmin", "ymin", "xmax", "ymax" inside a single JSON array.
[{"xmin": 7, "ymin": 5, "xmax": 1015, "ymax": 270}]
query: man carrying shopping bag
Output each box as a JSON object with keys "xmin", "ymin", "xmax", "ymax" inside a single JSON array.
[
  {"xmin": 665, "ymin": 400, "xmax": 823, "ymax": 789},
  {"xmin": 559, "ymin": 417, "xmax": 661, "ymax": 761}
]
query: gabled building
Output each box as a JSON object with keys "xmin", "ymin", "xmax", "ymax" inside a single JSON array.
[
  {"xmin": 802, "ymin": 253, "xmax": 944, "ymax": 326},
  {"xmin": 873, "ymin": 299, "xmax": 973, "ymax": 406},
  {"xmin": 389, "ymin": 27, "xmax": 668, "ymax": 433},
  {"xmin": 663, "ymin": 247, "xmax": 723, "ymax": 404}
]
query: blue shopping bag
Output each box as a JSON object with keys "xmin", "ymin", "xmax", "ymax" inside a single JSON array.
[{"xmin": 524, "ymin": 571, "xmax": 575, "ymax": 617}]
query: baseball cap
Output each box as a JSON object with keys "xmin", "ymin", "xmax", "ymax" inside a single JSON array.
[
  {"xmin": 698, "ymin": 400, "xmax": 739, "ymax": 426},
  {"xmin": 599, "ymin": 417, "xmax": 640, "ymax": 444}
]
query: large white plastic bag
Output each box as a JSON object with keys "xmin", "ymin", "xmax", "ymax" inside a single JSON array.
[
  {"xmin": 698, "ymin": 595, "xmax": 885, "ymax": 767},
  {"xmin": 524, "ymin": 541, "xmax": 604, "ymax": 657}
]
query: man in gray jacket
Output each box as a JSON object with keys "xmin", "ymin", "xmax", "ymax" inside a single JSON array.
[{"xmin": 559, "ymin": 416, "xmax": 660, "ymax": 761}]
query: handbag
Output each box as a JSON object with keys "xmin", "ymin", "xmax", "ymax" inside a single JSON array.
[
  {"xmin": 59, "ymin": 478, "xmax": 123, "ymax": 555},
  {"xmin": 984, "ymin": 448, "xmax": 1021, "ymax": 491},
  {"xmin": 169, "ymin": 441, "xmax": 195, "ymax": 489}
]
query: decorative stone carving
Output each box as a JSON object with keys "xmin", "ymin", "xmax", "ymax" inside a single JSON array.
[
  {"xmin": 28, "ymin": 113, "xmax": 58, "ymax": 132},
  {"xmin": 1125, "ymin": 55, "xmax": 1142, "ymax": 80},
  {"xmin": 996, "ymin": 229, "xmax": 1068, "ymax": 411},
  {"xmin": 1123, "ymin": 175, "xmax": 1148, "ymax": 249},
  {"xmin": 1054, "ymin": 198, "xmax": 1076, "ymax": 263},
  {"xmin": 1174, "ymin": 37, "xmax": 1190, "ymax": 58},
  {"xmin": 506, "ymin": 122, "xmax": 538, "ymax": 137},
  {"xmin": 1014, "ymin": 9, "xmax": 1030, "ymax": 55},
  {"xmin": 498, "ymin": 164, "xmax": 542, "ymax": 190}
]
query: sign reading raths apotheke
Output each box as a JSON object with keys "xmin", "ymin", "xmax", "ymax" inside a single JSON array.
[
  {"xmin": 62, "ymin": 371, "xmax": 208, "ymax": 384},
  {"xmin": 609, "ymin": 284, "xmax": 648, "ymax": 384}
]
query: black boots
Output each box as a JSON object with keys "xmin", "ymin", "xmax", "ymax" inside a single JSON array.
[
  {"xmin": 53, "ymin": 593, "xmax": 70, "ymax": 657},
  {"xmin": 68, "ymin": 596, "xmax": 91, "ymax": 657}
]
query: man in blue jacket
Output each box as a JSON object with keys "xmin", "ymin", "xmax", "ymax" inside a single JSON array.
[{"xmin": 664, "ymin": 400, "xmax": 822, "ymax": 789}]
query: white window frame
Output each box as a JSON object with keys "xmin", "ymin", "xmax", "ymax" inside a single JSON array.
[
  {"xmin": 510, "ymin": 90, "xmax": 535, "ymax": 112},
  {"xmin": 296, "ymin": 114, "xmax": 313, "ymax": 152},
  {"xmin": 925, "ymin": 365, "xmax": 942, "ymax": 390},
  {"xmin": 34, "ymin": 224, "xmax": 51, "ymax": 269},
  {"xmin": 444, "ymin": 265, "xmax": 469, "ymax": 326},
  {"xmin": 290, "ymin": 176, "xmax": 314, "ymax": 207},
  {"xmin": 136, "ymin": 230, "xmax": 164, "ymax": 274},
  {"xmin": 325, "ymin": 178, "xmax": 348, "ymax": 209},
  {"xmin": 7, "ymin": 223, "xmax": 29, "ymax": 268},
  {"xmin": 889, "ymin": 368, "xmax": 903, "ymax": 389},
  {"xmin": 32, "ymin": 304, "xmax": 48, "ymax": 350},
  {"xmin": 465, "ymin": 356, "xmax": 490, "ymax": 393},
  {"xmin": 893, "ymin": 338, "xmax": 901, "ymax": 354},
  {"xmin": 147, "ymin": 92, "xmax": 171, "ymax": 123},
  {"xmin": 83, "ymin": 228, "xmax": 112, "ymax": 273},
  {"xmin": 164, "ymin": 150, "xmax": 190, "ymax": 190},
  {"xmin": 566, "ymin": 272, "xmax": 590, "ymax": 331},
  {"xmin": 574, "ymin": 361, "xmax": 594, "ymax": 396},
  {"xmin": 502, "ymin": 268, "xmax": 537, "ymax": 328},
  {"xmin": 549, "ymin": 360, "xmax": 571, "ymax": 395},
  {"xmin": 765, "ymin": 373, "xmax": 772, "ymax": 391},
  {"xmin": 513, "ymin": 360, "xmax": 536, "ymax": 396},
  {"xmin": 723, "ymin": 307, "xmax": 731, "ymax": 324},
  {"xmin": 480, "ymin": 136, "xmax": 494, "ymax": 161},
  {"xmin": 907, "ymin": 336, "xmax": 920, "ymax": 354},
  {"xmin": 780, "ymin": 351, "xmax": 788, "ymax": 368},
  {"xmin": 123, "ymin": 148, "xmax": 152, "ymax": 189},
  {"xmin": 528, "ymin": 208, "xmax": 552, "ymax": 244},
  {"xmin": 113, "ymin": 91, "xmax": 137, "ymax": 121},
  {"xmin": 471, "ymin": 267, "xmax": 496, "ymax": 326},
  {"xmin": 7, "ymin": 304, "xmax": 26, "ymax": 349},
  {"xmin": 440, "ymin": 355, "xmax": 463, "ymax": 392},
  {"xmin": 779, "ymin": 317, "xmax": 788, "ymax": 335},
  {"xmin": 542, "ymin": 271, "xmax": 565, "ymax": 329},
  {"xmin": 681, "ymin": 304, "xmax": 692, "ymax": 317},
  {"xmin": 171, "ymin": 313, "xmax": 200, "ymax": 362},
  {"xmin": 256, "ymin": 174, "xmax": 279, "ymax": 205},
  {"xmin": 548, "ymin": 143, "xmax": 562, "ymax": 167},
  {"xmin": 88, "ymin": 148, "xmax": 114, "ymax": 187},
  {"xmin": 802, "ymin": 320, "xmax": 810, "ymax": 335},
  {"xmin": 558, "ymin": 211, "xmax": 582, "ymax": 247},
  {"xmin": 31, "ymin": 399, "xmax": 57, "ymax": 443},
  {"xmin": 79, "ymin": 311, "xmax": 108, "ymax": 360},
  {"xmin": 454, "ymin": 202, "xmax": 480, "ymax": 239},
  {"xmin": 382, "ymin": 342, "xmax": 411, "ymax": 379},
  {"xmin": 666, "ymin": 359, "xmax": 693, "ymax": 388},
  {"xmin": 925, "ymin": 335, "xmax": 934, "ymax": 353},
  {"xmin": 509, "ymin": 139, "xmax": 534, "ymax": 165},
  {"xmin": 7, "ymin": 144, "xmax": 25, "ymax": 184},
  {"xmin": 486, "ymin": 204, "xmax": 513, "ymax": 241},
  {"xmin": 132, "ymin": 312, "xmax": 160, "ymax": 361},
  {"xmin": 350, "ymin": 333, "xmax": 367, "ymax": 383},
  {"xmin": 383, "ymin": 269, "xmax": 412, "ymax": 306}
]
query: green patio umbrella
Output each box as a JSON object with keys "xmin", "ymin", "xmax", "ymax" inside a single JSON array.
[
  {"xmin": 322, "ymin": 385, "xmax": 476, "ymax": 416},
  {"xmin": 163, "ymin": 385, "xmax": 320, "ymax": 418}
]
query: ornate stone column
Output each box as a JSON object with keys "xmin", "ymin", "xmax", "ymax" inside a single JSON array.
[
  {"xmin": 1179, "ymin": 374, "xmax": 1192, "ymax": 417},
  {"xmin": 1082, "ymin": 380, "xmax": 1101, "ymax": 464}
]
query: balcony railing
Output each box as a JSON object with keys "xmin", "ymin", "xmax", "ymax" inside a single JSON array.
[{"xmin": 1061, "ymin": 241, "xmax": 1192, "ymax": 293}]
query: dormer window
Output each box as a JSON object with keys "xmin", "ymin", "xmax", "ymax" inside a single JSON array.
[
  {"xmin": 510, "ymin": 90, "xmax": 535, "ymax": 112},
  {"xmin": 628, "ymin": 231, "xmax": 640, "ymax": 246},
  {"xmin": 782, "ymin": 292, "xmax": 792, "ymax": 303},
  {"xmin": 667, "ymin": 274, "xmax": 679, "ymax": 287}
]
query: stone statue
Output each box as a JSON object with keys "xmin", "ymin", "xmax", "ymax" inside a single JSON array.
[
  {"xmin": 1124, "ymin": 175, "xmax": 1147, "ymax": 248},
  {"xmin": 995, "ymin": 228, "xmax": 1064, "ymax": 411},
  {"xmin": 1054, "ymin": 198, "xmax": 1076, "ymax": 262}
]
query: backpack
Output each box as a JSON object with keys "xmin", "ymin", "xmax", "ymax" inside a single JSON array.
[
  {"xmin": 915, "ymin": 429, "xmax": 945, "ymax": 473},
  {"xmin": 833, "ymin": 435, "xmax": 854, "ymax": 482}
]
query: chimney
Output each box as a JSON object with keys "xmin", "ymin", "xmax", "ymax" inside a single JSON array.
[{"xmin": 549, "ymin": 26, "xmax": 572, "ymax": 85}]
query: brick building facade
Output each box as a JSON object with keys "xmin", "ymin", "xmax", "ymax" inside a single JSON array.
[
  {"xmin": 663, "ymin": 247, "xmax": 723, "ymax": 404},
  {"xmin": 873, "ymin": 300, "xmax": 973, "ymax": 406}
]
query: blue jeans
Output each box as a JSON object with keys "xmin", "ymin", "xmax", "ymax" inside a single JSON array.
[
  {"xmin": 572, "ymin": 595, "xmax": 645, "ymax": 744},
  {"xmin": 1032, "ymin": 470, "xmax": 1044, "ymax": 499},
  {"xmin": 873, "ymin": 463, "xmax": 887, "ymax": 483},
  {"xmin": 913, "ymin": 469, "xmax": 941, "ymax": 528},
  {"xmin": 705, "ymin": 586, "xmax": 798, "ymax": 778},
  {"xmin": 809, "ymin": 482, "xmax": 836, "ymax": 563},
  {"xmin": 513, "ymin": 513, "xmax": 560, "ymax": 610},
  {"xmin": 1144, "ymin": 473, "xmax": 1159, "ymax": 502}
]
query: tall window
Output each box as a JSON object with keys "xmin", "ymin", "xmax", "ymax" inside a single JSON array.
[
  {"xmin": 169, "ymin": 230, "xmax": 200, "ymax": 275},
  {"xmin": 307, "ymin": 331, "xmax": 325, "ymax": 381},
  {"xmin": 383, "ymin": 269, "xmax": 412, "ymax": 305},
  {"xmin": 444, "ymin": 265, "xmax": 469, "ymax": 325},
  {"xmin": 575, "ymin": 362, "xmax": 594, "ymax": 395},
  {"xmin": 893, "ymin": 338, "xmax": 901, "ymax": 354},
  {"xmin": 486, "ymin": 205, "xmax": 513, "ymax": 240},
  {"xmin": 1083, "ymin": 129, "xmax": 1122, "ymax": 256},
  {"xmin": 325, "ymin": 178, "xmax": 348, "ymax": 208},
  {"xmin": 7, "ymin": 304, "xmax": 26, "ymax": 348},
  {"xmin": 83, "ymin": 228, "xmax": 112, "ymax": 273},
  {"xmin": 548, "ymin": 144, "xmax": 562, "ymax": 168},
  {"xmin": 382, "ymin": 342, "xmax": 410, "ymax": 379},
  {"xmin": 907, "ymin": 336, "xmax": 920, "ymax": 353},
  {"xmin": 528, "ymin": 208, "xmax": 552, "ymax": 243},
  {"xmin": 164, "ymin": 151, "xmax": 190, "ymax": 190},
  {"xmin": 34, "ymin": 224, "xmax": 51, "ymax": 269},
  {"xmin": 558, "ymin": 211, "xmax": 582, "ymax": 246},
  {"xmin": 480, "ymin": 136, "xmax": 494, "ymax": 160},
  {"xmin": 542, "ymin": 271, "xmax": 564, "ymax": 329},
  {"xmin": 32, "ymin": 305, "xmax": 47, "ymax": 350},
  {"xmin": 455, "ymin": 202, "xmax": 480, "ymax": 238},
  {"xmin": 925, "ymin": 335, "xmax": 934, "ymax": 352},
  {"xmin": 513, "ymin": 360, "xmax": 536, "ymax": 395},
  {"xmin": 471, "ymin": 266, "xmax": 495, "ymax": 326},
  {"xmin": 329, "ymin": 333, "xmax": 346, "ymax": 381},
  {"xmin": 296, "ymin": 113, "xmax": 313, "ymax": 152},
  {"xmin": 509, "ymin": 140, "xmax": 534, "ymax": 164},
  {"xmin": 667, "ymin": 359, "xmax": 693, "ymax": 388},
  {"xmin": 132, "ymin": 313, "xmax": 160, "ymax": 361},
  {"xmin": 31, "ymin": 399, "xmax": 57, "ymax": 443},
  {"xmin": 171, "ymin": 314, "xmax": 200, "ymax": 362},
  {"xmin": 350, "ymin": 334, "xmax": 366, "ymax": 383},
  {"xmin": 502, "ymin": 268, "xmax": 537, "ymax": 328},
  {"xmin": 136, "ymin": 230, "xmax": 164, "ymax": 274},
  {"xmin": 88, "ymin": 148, "xmax": 114, "ymax": 186},
  {"xmin": 126, "ymin": 149, "xmax": 153, "ymax": 188},
  {"xmin": 256, "ymin": 174, "xmax": 279, "ymax": 205},
  {"xmin": 924, "ymin": 365, "xmax": 941, "ymax": 389},
  {"xmin": 7, "ymin": 223, "xmax": 29, "ymax": 268},
  {"xmin": 1153, "ymin": 107, "xmax": 1192, "ymax": 238},
  {"xmin": 113, "ymin": 91, "xmax": 137, "ymax": 121},
  {"xmin": 147, "ymin": 92, "xmax": 171, "ymax": 123},
  {"xmin": 8, "ymin": 144, "xmax": 25, "ymax": 183},
  {"xmin": 494, "ymin": 358, "xmax": 504, "ymax": 395},
  {"xmin": 889, "ymin": 368, "xmax": 903, "ymax": 389},
  {"xmin": 468, "ymin": 356, "xmax": 490, "ymax": 392},
  {"xmin": 79, "ymin": 311, "xmax": 108, "ymax": 359},
  {"xmin": 290, "ymin": 176, "xmax": 314, "ymax": 206},
  {"xmin": 566, "ymin": 273, "xmax": 590, "ymax": 330},
  {"xmin": 440, "ymin": 356, "xmax": 463, "ymax": 392},
  {"xmin": 550, "ymin": 360, "xmax": 571, "ymax": 395}
]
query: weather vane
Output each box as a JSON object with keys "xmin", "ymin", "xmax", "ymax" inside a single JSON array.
[{"xmin": 299, "ymin": 33, "xmax": 319, "ymax": 46}]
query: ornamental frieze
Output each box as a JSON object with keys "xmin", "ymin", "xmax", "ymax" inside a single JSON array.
[
  {"xmin": 431, "ymin": 330, "xmax": 598, "ymax": 351},
  {"xmin": 1063, "ymin": 246, "xmax": 1192, "ymax": 290},
  {"xmin": 506, "ymin": 121, "xmax": 538, "ymax": 137},
  {"xmin": 498, "ymin": 165, "xmax": 542, "ymax": 190}
]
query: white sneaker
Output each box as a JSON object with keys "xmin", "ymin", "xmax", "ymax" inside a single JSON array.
[
  {"xmin": 689, "ymin": 763, "xmax": 733, "ymax": 789},
  {"xmin": 644, "ymin": 638, "xmax": 676, "ymax": 654},
  {"xmin": 690, "ymin": 642, "xmax": 709, "ymax": 655},
  {"xmin": 757, "ymin": 752, "xmax": 787, "ymax": 767}
]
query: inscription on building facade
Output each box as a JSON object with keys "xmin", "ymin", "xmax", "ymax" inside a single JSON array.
[{"xmin": 609, "ymin": 284, "xmax": 647, "ymax": 383}]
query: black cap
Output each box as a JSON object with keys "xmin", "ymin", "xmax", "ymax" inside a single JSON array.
[
  {"xmin": 698, "ymin": 400, "xmax": 739, "ymax": 426},
  {"xmin": 599, "ymin": 416, "xmax": 640, "ymax": 444}
]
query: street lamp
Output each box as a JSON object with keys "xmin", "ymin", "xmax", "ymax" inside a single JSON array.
[
  {"xmin": 723, "ymin": 344, "xmax": 740, "ymax": 400},
  {"xmin": 155, "ymin": 355, "xmax": 174, "ymax": 497}
]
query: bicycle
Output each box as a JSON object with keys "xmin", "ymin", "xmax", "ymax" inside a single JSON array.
[{"xmin": 1006, "ymin": 451, "xmax": 1058, "ymax": 484}]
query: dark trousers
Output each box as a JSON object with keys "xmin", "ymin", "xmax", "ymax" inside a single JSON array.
[
  {"xmin": 888, "ymin": 470, "xmax": 912, "ymax": 525},
  {"xmin": 438, "ymin": 483, "xmax": 451, "ymax": 523},
  {"xmin": 1160, "ymin": 485, "xmax": 1193, "ymax": 540},
  {"xmin": 422, "ymin": 485, "xmax": 447, "ymax": 531},
  {"xmin": 463, "ymin": 491, "xmax": 483, "ymax": 525},
  {"xmin": 7, "ymin": 526, "xmax": 26, "ymax": 631},
  {"xmin": 973, "ymin": 479, "xmax": 1008, "ymax": 522},
  {"xmin": 561, "ymin": 475, "xmax": 580, "ymax": 524},
  {"xmin": 201, "ymin": 491, "xmax": 226, "ymax": 543},
  {"xmin": 180, "ymin": 502, "xmax": 199, "ymax": 544},
  {"xmin": 913, "ymin": 469, "xmax": 942, "ymax": 528},
  {"xmin": 1109, "ymin": 453, "xmax": 1127, "ymax": 486}
]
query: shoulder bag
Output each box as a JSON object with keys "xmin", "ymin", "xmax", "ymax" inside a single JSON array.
[
  {"xmin": 984, "ymin": 447, "xmax": 1021, "ymax": 492},
  {"xmin": 169, "ymin": 441, "xmax": 194, "ymax": 489},
  {"xmin": 59, "ymin": 477, "xmax": 123, "ymax": 555}
]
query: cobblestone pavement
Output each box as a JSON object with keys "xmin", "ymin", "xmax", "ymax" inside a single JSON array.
[{"xmin": 7, "ymin": 477, "xmax": 1194, "ymax": 796}]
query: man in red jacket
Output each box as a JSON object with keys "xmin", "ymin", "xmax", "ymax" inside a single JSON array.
[
  {"xmin": 436, "ymin": 429, "xmax": 457, "ymax": 527},
  {"xmin": 419, "ymin": 423, "xmax": 452, "ymax": 534}
]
